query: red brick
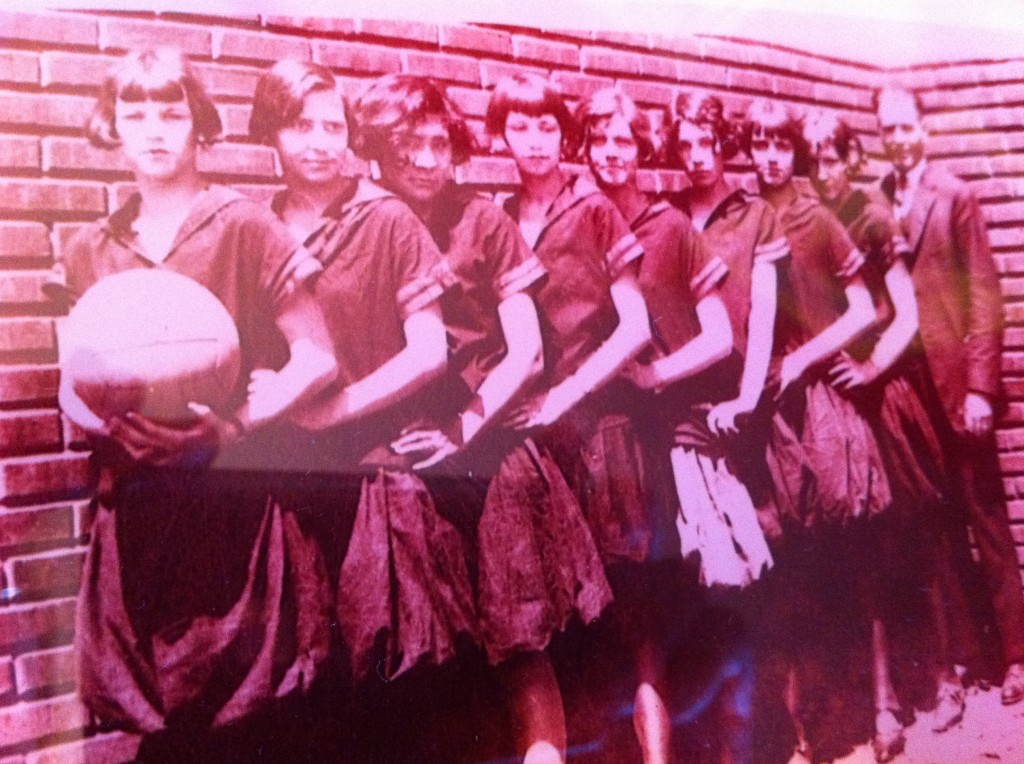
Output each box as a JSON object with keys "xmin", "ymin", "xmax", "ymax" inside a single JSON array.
[
  {"xmin": 699, "ymin": 38, "xmax": 750, "ymax": 65},
  {"xmin": 0, "ymin": 51, "xmax": 39, "ymax": 85},
  {"xmin": 1006, "ymin": 327, "xmax": 1024, "ymax": 349},
  {"xmin": 511, "ymin": 36, "xmax": 579, "ymax": 68},
  {"xmin": 0, "ymin": 225, "xmax": 51, "ymax": 266},
  {"xmin": 0, "ymin": 92, "xmax": 93, "ymax": 132},
  {"xmin": 406, "ymin": 52, "xmax": 480, "ymax": 86},
  {"xmin": 0, "ymin": 453, "xmax": 91, "ymax": 505},
  {"xmin": 13, "ymin": 646, "xmax": 74, "ymax": 699},
  {"xmin": 648, "ymin": 33, "xmax": 701, "ymax": 58},
  {"xmin": 843, "ymin": 112, "xmax": 878, "ymax": 134},
  {"xmin": 926, "ymin": 110, "xmax": 983, "ymax": 133},
  {"xmin": 0, "ymin": 694, "xmax": 87, "ymax": 750},
  {"xmin": 0, "ymin": 367, "xmax": 59, "ymax": 408},
  {"xmin": 72, "ymin": 500, "xmax": 94, "ymax": 539},
  {"xmin": 442, "ymin": 88, "xmax": 486, "ymax": 120},
  {"xmin": 39, "ymin": 52, "xmax": 115, "ymax": 90},
  {"xmin": 1002, "ymin": 353, "xmax": 1024, "ymax": 373},
  {"xmin": 992, "ymin": 229, "xmax": 1024, "ymax": 249},
  {"xmin": 637, "ymin": 54, "xmax": 676, "ymax": 82},
  {"xmin": 996, "ymin": 255, "xmax": 1024, "ymax": 275},
  {"xmin": 812, "ymin": 82, "xmax": 873, "ymax": 110},
  {"xmin": 0, "ymin": 505, "xmax": 75, "ymax": 551},
  {"xmin": 929, "ymin": 64, "xmax": 978, "ymax": 88},
  {"xmin": 727, "ymin": 68, "xmax": 774, "ymax": 93},
  {"xmin": 99, "ymin": 18, "xmax": 211, "ymax": 57},
  {"xmin": 549, "ymin": 71, "xmax": 614, "ymax": 100},
  {"xmin": 999, "ymin": 452, "xmax": 1024, "ymax": 474},
  {"xmin": 479, "ymin": 60, "xmax": 548, "ymax": 90},
  {"xmin": 0, "ymin": 656, "xmax": 11, "ymax": 700},
  {"xmin": 773, "ymin": 75, "xmax": 816, "ymax": 101},
  {"xmin": 985, "ymin": 201, "xmax": 1024, "ymax": 227},
  {"xmin": 262, "ymin": 15, "xmax": 356, "ymax": 36},
  {"xmin": 357, "ymin": 19, "xmax": 437, "ymax": 45},
  {"xmin": 0, "ymin": 11, "xmax": 97, "ymax": 48},
  {"xmin": 0, "ymin": 181, "xmax": 106, "ymax": 220},
  {"xmin": 617, "ymin": 80, "xmax": 674, "ymax": 109},
  {"xmin": 5, "ymin": 549, "xmax": 84, "ymax": 600},
  {"xmin": 998, "ymin": 427, "xmax": 1024, "ymax": 451},
  {"xmin": 27, "ymin": 731, "xmax": 141, "ymax": 764},
  {"xmin": 971, "ymin": 177, "xmax": 1024, "ymax": 203},
  {"xmin": 42, "ymin": 138, "xmax": 129, "ymax": 176},
  {"xmin": 440, "ymin": 25, "xmax": 511, "ymax": 58},
  {"xmin": 581, "ymin": 46, "xmax": 640, "ymax": 77},
  {"xmin": 313, "ymin": 40, "xmax": 401, "ymax": 75},
  {"xmin": 0, "ymin": 598, "xmax": 76, "ymax": 654},
  {"xmin": 793, "ymin": 55, "xmax": 832, "ymax": 82},
  {"xmin": 216, "ymin": 29, "xmax": 310, "ymax": 64},
  {"xmin": 193, "ymin": 63, "xmax": 260, "ymax": 100},
  {"xmin": 0, "ymin": 410, "xmax": 61, "ymax": 458},
  {"xmin": 454, "ymin": 156, "xmax": 519, "ymax": 186},
  {"xmin": 218, "ymin": 103, "xmax": 253, "ymax": 139},
  {"xmin": 1010, "ymin": 499, "xmax": 1024, "ymax": 521},
  {"xmin": 197, "ymin": 143, "xmax": 277, "ymax": 180},
  {"xmin": 676, "ymin": 59, "xmax": 728, "ymax": 87},
  {"xmin": 592, "ymin": 30, "xmax": 649, "ymax": 49},
  {"xmin": 0, "ymin": 319, "xmax": 54, "ymax": 360},
  {"xmin": 0, "ymin": 138, "xmax": 40, "ymax": 173},
  {"xmin": 933, "ymin": 156, "xmax": 992, "ymax": 180}
]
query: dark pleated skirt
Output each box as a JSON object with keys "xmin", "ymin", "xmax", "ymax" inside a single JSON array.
[
  {"xmin": 476, "ymin": 437, "xmax": 612, "ymax": 665},
  {"xmin": 76, "ymin": 466, "xmax": 333, "ymax": 734},
  {"xmin": 766, "ymin": 377, "xmax": 893, "ymax": 535},
  {"xmin": 336, "ymin": 469, "xmax": 477, "ymax": 683},
  {"xmin": 538, "ymin": 399, "xmax": 650, "ymax": 566}
]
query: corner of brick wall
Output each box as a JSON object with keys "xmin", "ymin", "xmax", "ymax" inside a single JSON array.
[{"xmin": 0, "ymin": 9, "xmax": 1020, "ymax": 760}]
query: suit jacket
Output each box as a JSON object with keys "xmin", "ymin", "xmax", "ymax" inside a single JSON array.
[{"xmin": 880, "ymin": 164, "xmax": 1004, "ymax": 431}]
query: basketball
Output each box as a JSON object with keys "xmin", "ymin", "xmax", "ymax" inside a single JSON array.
[{"xmin": 60, "ymin": 269, "xmax": 241, "ymax": 426}]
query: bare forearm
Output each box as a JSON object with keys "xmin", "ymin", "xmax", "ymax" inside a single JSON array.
[
  {"xmin": 652, "ymin": 295, "xmax": 732, "ymax": 387},
  {"xmin": 737, "ymin": 263, "xmax": 777, "ymax": 406}
]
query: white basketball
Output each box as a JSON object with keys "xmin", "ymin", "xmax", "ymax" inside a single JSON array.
[{"xmin": 61, "ymin": 269, "xmax": 241, "ymax": 425}]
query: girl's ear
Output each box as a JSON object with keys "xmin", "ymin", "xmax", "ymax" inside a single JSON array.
[{"xmin": 846, "ymin": 136, "xmax": 865, "ymax": 177}]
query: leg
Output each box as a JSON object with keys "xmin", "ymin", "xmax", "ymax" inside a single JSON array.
[
  {"xmin": 783, "ymin": 667, "xmax": 811, "ymax": 764},
  {"xmin": 496, "ymin": 651, "xmax": 567, "ymax": 764},
  {"xmin": 870, "ymin": 618, "xmax": 906, "ymax": 762},
  {"xmin": 634, "ymin": 639, "xmax": 671, "ymax": 764}
]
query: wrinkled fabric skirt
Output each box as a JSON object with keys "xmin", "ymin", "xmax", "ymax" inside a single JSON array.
[
  {"xmin": 539, "ymin": 402, "xmax": 650, "ymax": 565},
  {"xmin": 337, "ymin": 469, "xmax": 477, "ymax": 683},
  {"xmin": 765, "ymin": 378, "xmax": 892, "ymax": 535},
  {"xmin": 476, "ymin": 437, "xmax": 612, "ymax": 665},
  {"xmin": 76, "ymin": 467, "xmax": 332, "ymax": 734}
]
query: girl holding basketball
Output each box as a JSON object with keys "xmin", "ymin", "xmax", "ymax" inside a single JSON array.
[
  {"xmin": 49, "ymin": 47, "xmax": 337, "ymax": 761},
  {"xmin": 249, "ymin": 62, "xmax": 480, "ymax": 727}
]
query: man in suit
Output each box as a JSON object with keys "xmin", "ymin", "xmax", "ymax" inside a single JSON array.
[{"xmin": 876, "ymin": 86, "xmax": 1024, "ymax": 708}]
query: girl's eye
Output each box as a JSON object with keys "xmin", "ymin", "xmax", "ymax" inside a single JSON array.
[
  {"xmin": 699, "ymin": 138, "xmax": 715, "ymax": 149},
  {"xmin": 539, "ymin": 121, "xmax": 559, "ymax": 133},
  {"xmin": 324, "ymin": 121, "xmax": 347, "ymax": 135},
  {"xmin": 293, "ymin": 119, "xmax": 314, "ymax": 133},
  {"xmin": 121, "ymin": 111, "xmax": 145, "ymax": 121},
  {"xmin": 615, "ymin": 137, "xmax": 633, "ymax": 149},
  {"xmin": 590, "ymin": 135, "xmax": 607, "ymax": 148},
  {"xmin": 506, "ymin": 121, "xmax": 528, "ymax": 133},
  {"xmin": 751, "ymin": 139, "xmax": 769, "ymax": 152}
]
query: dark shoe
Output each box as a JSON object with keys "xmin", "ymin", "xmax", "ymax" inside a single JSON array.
[
  {"xmin": 1000, "ymin": 662, "xmax": 1024, "ymax": 705},
  {"xmin": 872, "ymin": 709, "xmax": 905, "ymax": 763},
  {"xmin": 932, "ymin": 680, "xmax": 965, "ymax": 733}
]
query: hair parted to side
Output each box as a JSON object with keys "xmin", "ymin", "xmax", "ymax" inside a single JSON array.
[
  {"xmin": 348, "ymin": 74, "xmax": 475, "ymax": 165},
  {"xmin": 803, "ymin": 110, "xmax": 864, "ymax": 170},
  {"xmin": 576, "ymin": 87, "xmax": 657, "ymax": 165},
  {"xmin": 85, "ymin": 47, "xmax": 221, "ymax": 150},
  {"xmin": 249, "ymin": 59, "xmax": 344, "ymax": 145},
  {"xmin": 668, "ymin": 90, "xmax": 740, "ymax": 165},
  {"xmin": 743, "ymin": 98, "xmax": 810, "ymax": 176},
  {"xmin": 484, "ymin": 72, "xmax": 580, "ymax": 159},
  {"xmin": 872, "ymin": 86, "xmax": 923, "ymax": 119}
]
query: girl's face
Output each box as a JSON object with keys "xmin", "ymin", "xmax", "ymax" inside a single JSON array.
[
  {"xmin": 675, "ymin": 120, "xmax": 722, "ymax": 190},
  {"xmin": 275, "ymin": 88, "xmax": 349, "ymax": 190},
  {"xmin": 503, "ymin": 111, "xmax": 562, "ymax": 178},
  {"xmin": 751, "ymin": 131, "xmax": 795, "ymax": 189},
  {"xmin": 811, "ymin": 143, "xmax": 851, "ymax": 203},
  {"xmin": 587, "ymin": 113, "xmax": 638, "ymax": 189},
  {"xmin": 115, "ymin": 95, "xmax": 197, "ymax": 182},
  {"xmin": 378, "ymin": 116, "xmax": 453, "ymax": 208}
]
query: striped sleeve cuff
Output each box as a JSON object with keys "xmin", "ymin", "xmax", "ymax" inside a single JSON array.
[
  {"xmin": 752, "ymin": 236, "xmax": 789, "ymax": 265},
  {"xmin": 606, "ymin": 231, "xmax": 644, "ymax": 278},
  {"xmin": 496, "ymin": 254, "xmax": 546, "ymax": 301},
  {"xmin": 397, "ymin": 274, "xmax": 446, "ymax": 319},
  {"xmin": 689, "ymin": 256, "xmax": 729, "ymax": 301}
]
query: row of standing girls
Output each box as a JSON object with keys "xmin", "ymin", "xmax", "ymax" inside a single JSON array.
[{"xmin": 51, "ymin": 47, "xmax": 1014, "ymax": 764}]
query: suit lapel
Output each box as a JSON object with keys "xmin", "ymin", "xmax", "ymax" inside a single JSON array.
[{"xmin": 902, "ymin": 179, "xmax": 937, "ymax": 265}]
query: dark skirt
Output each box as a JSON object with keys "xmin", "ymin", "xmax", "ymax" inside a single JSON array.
[
  {"xmin": 337, "ymin": 469, "xmax": 477, "ymax": 683},
  {"xmin": 476, "ymin": 437, "xmax": 613, "ymax": 665},
  {"xmin": 76, "ymin": 466, "xmax": 332, "ymax": 734},
  {"xmin": 539, "ymin": 398, "xmax": 650, "ymax": 566},
  {"xmin": 766, "ymin": 376, "xmax": 892, "ymax": 535}
]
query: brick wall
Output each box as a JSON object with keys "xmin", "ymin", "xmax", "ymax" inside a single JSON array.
[{"xmin": 0, "ymin": 9, "xmax": 1018, "ymax": 761}]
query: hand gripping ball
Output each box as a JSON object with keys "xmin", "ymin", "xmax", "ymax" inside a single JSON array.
[{"xmin": 60, "ymin": 269, "xmax": 241, "ymax": 425}]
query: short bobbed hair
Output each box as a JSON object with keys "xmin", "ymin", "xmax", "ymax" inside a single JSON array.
[
  {"xmin": 743, "ymin": 98, "xmax": 810, "ymax": 177},
  {"xmin": 576, "ymin": 87, "xmax": 657, "ymax": 165},
  {"xmin": 803, "ymin": 110, "xmax": 863, "ymax": 167},
  {"xmin": 484, "ymin": 73, "xmax": 580, "ymax": 159},
  {"xmin": 85, "ymin": 47, "xmax": 221, "ymax": 149},
  {"xmin": 249, "ymin": 59, "xmax": 345, "ymax": 145},
  {"xmin": 668, "ymin": 91, "xmax": 739, "ymax": 165},
  {"xmin": 348, "ymin": 74, "xmax": 475, "ymax": 165}
]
